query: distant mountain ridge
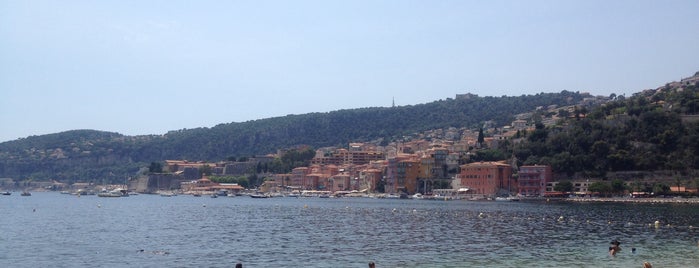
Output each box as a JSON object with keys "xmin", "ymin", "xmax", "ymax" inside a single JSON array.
[{"xmin": 0, "ymin": 91, "xmax": 590, "ymax": 182}]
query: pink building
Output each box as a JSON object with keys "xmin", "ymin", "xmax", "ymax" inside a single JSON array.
[
  {"xmin": 458, "ymin": 161, "xmax": 513, "ymax": 196},
  {"xmin": 517, "ymin": 165, "xmax": 552, "ymax": 197}
]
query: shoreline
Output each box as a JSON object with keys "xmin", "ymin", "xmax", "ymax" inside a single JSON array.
[{"xmin": 552, "ymin": 197, "xmax": 699, "ymax": 204}]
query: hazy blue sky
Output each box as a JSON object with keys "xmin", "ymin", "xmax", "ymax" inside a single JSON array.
[{"xmin": 2, "ymin": 0, "xmax": 698, "ymax": 142}]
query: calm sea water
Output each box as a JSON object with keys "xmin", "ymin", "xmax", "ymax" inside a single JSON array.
[{"xmin": 1, "ymin": 193, "xmax": 698, "ymax": 268}]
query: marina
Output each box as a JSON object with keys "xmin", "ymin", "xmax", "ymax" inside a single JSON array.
[{"xmin": 1, "ymin": 192, "xmax": 698, "ymax": 267}]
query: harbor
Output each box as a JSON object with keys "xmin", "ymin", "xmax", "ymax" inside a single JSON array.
[{"xmin": 2, "ymin": 192, "xmax": 698, "ymax": 267}]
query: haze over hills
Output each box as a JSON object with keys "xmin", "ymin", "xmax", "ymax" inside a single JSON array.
[
  {"xmin": 0, "ymin": 90, "xmax": 590, "ymax": 183},
  {"xmin": 1, "ymin": 71, "xmax": 698, "ymax": 185}
]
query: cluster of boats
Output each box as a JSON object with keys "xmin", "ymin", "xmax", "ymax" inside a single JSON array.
[
  {"xmin": 1, "ymin": 191, "xmax": 32, "ymax": 196},
  {"xmin": 36, "ymin": 188, "xmax": 521, "ymax": 202}
]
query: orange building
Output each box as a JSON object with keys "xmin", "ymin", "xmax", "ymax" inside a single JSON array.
[
  {"xmin": 397, "ymin": 158, "xmax": 421, "ymax": 194},
  {"xmin": 458, "ymin": 161, "xmax": 513, "ymax": 196}
]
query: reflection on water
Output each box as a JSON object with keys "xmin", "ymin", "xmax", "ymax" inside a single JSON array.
[{"xmin": 1, "ymin": 193, "xmax": 698, "ymax": 267}]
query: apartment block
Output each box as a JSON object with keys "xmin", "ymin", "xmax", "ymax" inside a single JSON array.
[
  {"xmin": 518, "ymin": 165, "xmax": 552, "ymax": 197},
  {"xmin": 458, "ymin": 161, "xmax": 513, "ymax": 196}
]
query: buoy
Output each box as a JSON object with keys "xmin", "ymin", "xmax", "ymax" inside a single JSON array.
[{"xmin": 304, "ymin": 204, "xmax": 308, "ymax": 208}]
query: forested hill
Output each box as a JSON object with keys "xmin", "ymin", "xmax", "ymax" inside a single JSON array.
[
  {"xmin": 513, "ymin": 76, "xmax": 699, "ymax": 178},
  {"xmin": 0, "ymin": 91, "xmax": 588, "ymax": 182}
]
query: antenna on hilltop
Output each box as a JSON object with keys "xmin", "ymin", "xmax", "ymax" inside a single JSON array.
[{"xmin": 392, "ymin": 97, "xmax": 395, "ymax": 108}]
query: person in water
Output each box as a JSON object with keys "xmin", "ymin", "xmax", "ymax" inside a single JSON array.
[
  {"xmin": 368, "ymin": 261, "xmax": 375, "ymax": 268},
  {"xmin": 609, "ymin": 240, "xmax": 621, "ymax": 256},
  {"xmin": 643, "ymin": 261, "xmax": 652, "ymax": 268}
]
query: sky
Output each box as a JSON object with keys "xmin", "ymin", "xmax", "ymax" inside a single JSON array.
[{"xmin": 1, "ymin": 0, "xmax": 699, "ymax": 143}]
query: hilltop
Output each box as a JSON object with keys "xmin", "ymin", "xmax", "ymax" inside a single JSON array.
[
  {"xmin": 0, "ymin": 91, "xmax": 590, "ymax": 183},
  {"xmin": 2, "ymin": 69, "xmax": 699, "ymax": 186}
]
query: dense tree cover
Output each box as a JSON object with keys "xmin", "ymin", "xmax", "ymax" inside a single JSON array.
[
  {"xmin": 209, "ymin": 175, "xmax": 250, "ymax": 188},
  {"xmin": 258, "ymin": 147, "xmax": 316, "ymax": 174},
  {"xmin": 514, "ymin": 84, "xmax": 699, "ymax": 178},
  {"xmin": 0, "ymin": 91, "xmax": 587, "ymax": 182}
]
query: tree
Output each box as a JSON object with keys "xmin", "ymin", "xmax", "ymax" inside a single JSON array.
[
  {"xmin": 611, "ymin": 179, "xmax": 626, "ymax": 194},
  {"xmin": 588, "ymin": 181, "xmax": 612, "ymax": 196},
  {"xmin": 554, "ymin": 181, "xmax": 573, "ymax": 193},
  {"xmin": 653, "ymin": 183, "xmax": 670, "ymax": 195},
  {"xmin": 148, "ymin": 162, "xmax": 163, "ymax": 173},
  {"xmin": 477, "ymin": 128, "xmax": 485, "ymax": 147},
  {"xmin": 199, "ymin": 165, "xmax": 212, "ymax": 176}
]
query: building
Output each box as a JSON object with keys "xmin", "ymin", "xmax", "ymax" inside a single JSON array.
[
  {"xmin": 311, "ymin": 144, "xmax": 385, "ymax": 166},
  {"xmin": 458, "ymin": 161, "xmax": 513, "ymax": 197},
  {"xmin": 517, "ymin": 165, "xmax": 552, "ymax": 197},
  {"xmin": 386, "ymin": 154, "xmax": 419, "ymax": 194},
  {"xmin": 181, "ymin": 177, "xmax": 244, "ymax": 194}
]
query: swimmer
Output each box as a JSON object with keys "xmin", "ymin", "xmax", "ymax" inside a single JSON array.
[
  {"xmin": 368, "ymin": 261, "xmax": 375, "ymax": 268},
  {"xmin": 643, "ymin": 261, "xmax": 652, "ymax": 268},
  {"xmin": 609, "ymin": 240, "xmax": 621, "ymax": 256}
]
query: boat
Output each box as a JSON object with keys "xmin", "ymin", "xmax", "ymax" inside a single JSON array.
[
  {"xmin": 1, "ymin": 191, "xmax": 10, "ymax": 196},
  {"xmin": 495, "ymin": 196, "xmax": 520, "ymax": 202},
  {"xmin": 250, "ymin": 194, "xmax": 270, "ymax": 198},
  {"xmin": 158, "ymin": 190, "xmax": 178, "ymax": 197},
  {"xmin": 98, "ymin": 192, "xmax": 122, "ymax": 197},
  {"xmin": 98, "ymin": 188, "xmax": 128, "ymax": 197},
  {"xmin": 21, "ymin": 191, "xmax": 31, "ymax": 196}
]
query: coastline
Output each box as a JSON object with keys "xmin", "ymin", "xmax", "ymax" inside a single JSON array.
[{"xmin": 557, "ymin": 196, "xmax": 699, "ymax": 204}]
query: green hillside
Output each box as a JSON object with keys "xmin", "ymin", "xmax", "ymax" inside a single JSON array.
[
  {"xmin": 513, "ymin": 79, "xmax": 699, "ymax": 179},
  {"xmin": 0, "ymin": 91, "xmax": 587, "ymax": 183}
]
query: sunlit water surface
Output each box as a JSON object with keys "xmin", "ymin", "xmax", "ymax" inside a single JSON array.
[{"xmin": 1, "ymin": 193, "xmax": 698, "ymax": 267}]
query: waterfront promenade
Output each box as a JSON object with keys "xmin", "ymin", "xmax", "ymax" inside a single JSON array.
[{"xmin": 564, "ymin": 196, "xmax": 699, "ymax": 204}]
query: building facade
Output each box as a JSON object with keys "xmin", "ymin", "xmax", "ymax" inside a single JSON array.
[
  {"xmin": 458, "ymin": 161, "xmax": 513, "ymax": 196},
  {"xmin": 517, "ymin": 165, "xmax": 552, "ymax": 197}
]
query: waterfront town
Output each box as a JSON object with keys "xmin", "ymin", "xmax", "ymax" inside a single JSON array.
[
  {"xmin": 122, "ymin": 95, "xmax": 695, "ymax": 200},
  {"xmin": 3, "ymin": 91, "xmax": 698, "ymax": 201}
]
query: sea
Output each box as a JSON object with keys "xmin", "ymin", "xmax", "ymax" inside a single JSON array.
[{"xmin": 1, "ymin": 192, "xmax": 698, "ymax": 268}]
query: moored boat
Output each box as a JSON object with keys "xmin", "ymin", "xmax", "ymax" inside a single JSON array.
[
  {"xmin": 495, "ymin": 196, "xmax": 520, "ymax": 202},
  {"xmin": 97, "ymin": 188, "xmax": 128, "ymax": 197}
]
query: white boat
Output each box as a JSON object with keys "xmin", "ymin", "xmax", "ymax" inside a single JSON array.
[
  {"xmin": 98, "ymin": 192, "xmax": 122, "ymax": 197},
  {"xmin": 98, "ymin": 188, "xmax": 128, "ymax": 197},
  {"xmin": 495, "ymin": 196, "xmax": 520, "ymax": 202}
]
